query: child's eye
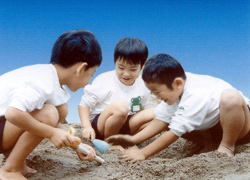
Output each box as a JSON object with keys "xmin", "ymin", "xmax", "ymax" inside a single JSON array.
[
  {"xmin": 131, "ymin": 69, "xmax": 137, "ymax": 71},
  {"xmin": 118, "ymin": 67, "xmax": 124, "ymax": 70}
]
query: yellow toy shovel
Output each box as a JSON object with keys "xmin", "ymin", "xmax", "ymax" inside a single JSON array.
[{"xmin": 68, "ymin": 127, "xmax": 105, "ymax": 164}]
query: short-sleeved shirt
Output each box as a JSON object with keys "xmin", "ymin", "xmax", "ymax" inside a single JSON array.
[
  {"xmin": 79, "ymin": 70, "xmax": 150, "ymax": 121},
  {"xmin": 155, "ymin": 72, "xmax": 250, "ymax": 137},
  {"xmin": 0, "ymin": 64, "xmax": 70, "ymax": 116}
]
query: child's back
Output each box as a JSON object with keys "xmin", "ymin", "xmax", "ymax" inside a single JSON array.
[
  {"xmin": 0, "ymin": 29, "xmax": 102, "ymax": 180},
  {"xmin": 0, "ymin": 64, "xmax": 70, "ymax": 115}
]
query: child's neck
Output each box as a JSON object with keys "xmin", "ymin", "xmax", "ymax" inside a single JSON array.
[
  {"xmin": 179, "ymin": 79, "xmax": 186, "ymax": 100},
  {"xmin": 53, "ymin": 64, "xmax": 71, "ymax": 86}
]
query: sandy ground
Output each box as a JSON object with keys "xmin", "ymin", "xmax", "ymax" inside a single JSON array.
[{"xmin": 1, "ymin": 95, "xmax": 250, "ymax": 180}]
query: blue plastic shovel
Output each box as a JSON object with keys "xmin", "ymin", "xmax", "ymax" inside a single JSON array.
[{"xmin": 91, "ymin": 139, "xmax": 110, "ymax": 154}]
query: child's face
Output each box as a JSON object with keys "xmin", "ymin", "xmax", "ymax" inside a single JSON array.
[
  {"xmin": 145, "ymin": 82, "xmax": 183, "ymax": 105},
  {"xmin": 115, "ymin": 58, "xmax": 141, "ymax": 86},
  {"xmin": 69, "ymin": 65, "xmax": 98, "ymax": 92}
]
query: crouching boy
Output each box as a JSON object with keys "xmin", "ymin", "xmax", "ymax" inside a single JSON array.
[{"xmin": 0, "ymin": 29, "xmax": 102, "ymax": 180}]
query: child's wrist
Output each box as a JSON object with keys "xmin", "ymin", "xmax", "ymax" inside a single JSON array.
[
  {"xmin": 140, "ymin": 148, "xmax": 147, "ymax": 160},
  {"xmin": 131, "ymin": 136, "xmax": 137, "ymax": 144},
  {"xmin": 81, "ymin": 121, "xmax": 92, "ymax": 129}
]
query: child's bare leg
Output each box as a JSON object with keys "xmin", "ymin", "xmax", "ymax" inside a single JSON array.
[
  {"xmin": 56, "ymin": 104, "xmax": 68, "ymax": 123},
  {"xmin": 0, "ymin": 104, "xmax": 59, "ymax": 180},
  {"xmin": 218, "ymin": 89, "xmax": 250, "ymax": 156},
  {"xmin": 97, "ymin": 100, "xmax": 129, "ymax": 139},
  {"xmin": 106, "ymin": 134, "xmax": 135, "ymax": 146},
  {"xmin": 2, "ymin": 151, "xmax": 36, "ymax": 176},
  {"xmin": 0, "ymin": 131, "xmax": 44, "ymax": 180},
  {"xmin": 129, "ymin": 107, "xmax": 155, "ymax": 134}
]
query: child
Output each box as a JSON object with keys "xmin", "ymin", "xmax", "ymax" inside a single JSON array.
[
  {"xmin": 0, "ymin": 29, "xmax": 102, "ymax": 180},
  {"xmin": 106, "ymin": 53, "xmax": 250, "ymax": 159},
  {"xmin": 78, "ymin": 37, "xmax": 155, "ymax": 141}
]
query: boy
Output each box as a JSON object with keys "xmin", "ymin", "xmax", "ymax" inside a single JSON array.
[
  {"xmin": 106, "ymin": 53, "xmax": 250, "ymax": 159},
  {"xmin": 0, "ymin": 29, "xmax": 102, "ymax": 180},
  {"xmin": 78, "ymin": 37, "xmax": 155, "ymax": 141}
]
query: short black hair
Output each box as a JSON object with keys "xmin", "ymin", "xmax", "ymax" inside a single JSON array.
[
  {"xmin": 142, "ymin": 53, "xmax": 186, "ymax": 89},
  {"xmin": 114, "ymin": 37, "xmax": 148, "ymax": 67},
  {"xmin": 50, "ymin": 29, "xmax": 102, "ymax": 69}
]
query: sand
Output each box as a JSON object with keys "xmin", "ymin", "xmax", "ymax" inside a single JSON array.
[{"xmin": 1, "ymin": 95, "xmax": 250, "ymax": 180}]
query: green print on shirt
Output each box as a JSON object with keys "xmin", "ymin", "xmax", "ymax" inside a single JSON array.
[{"xmin": 131, "ymin": 96, "xmax": 142, "ymax": 113}]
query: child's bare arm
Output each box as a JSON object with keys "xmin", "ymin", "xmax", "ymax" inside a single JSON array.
[
  {"xmin": 123, "ymin": 130, "xmax": 179, "ymax": 160},
  {"xmin": 142, "ymin": 130, "xmax": 178, "ymax": 159},
  {"xmin": 5, "ymin": 106, "xmax": 76, "ymax": 148},
  {"xmin": 132, "ymin": 119, "xmax": 168, "ymax": 144},
  {"xmin": 78, "ymin": 105, "xmax": 95, "ymax": 141},
  {"xmin": 106, "ymin": 119, "xmax": 168, "ymax": 146}
]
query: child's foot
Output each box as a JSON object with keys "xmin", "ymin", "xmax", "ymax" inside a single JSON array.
[
  {"xmin": 106, "ymin": 135, "xmax": 135, "ymax": 147},
  {"xmin": 108, "ymin": 145, "xmax": 125, "ymax": 152},
  {"xmin": 21, "ymin": 163, "xmax": 37, "ymax": 176},
  {"xmin": 0, "ymin": 167, "xmax": 27, "ymax": 180},
  {"xmin": 217, "ymin": 144, "xmax": 234, "ymax": 157}
]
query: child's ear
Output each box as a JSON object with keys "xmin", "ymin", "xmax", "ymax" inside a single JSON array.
[
  {"xmin": 173, "ymin": 78, "xmax": 184, "ymax": 89},
  {"xmin": 76, "ymin": 62, "xmax": 88, "ymax": 77}
]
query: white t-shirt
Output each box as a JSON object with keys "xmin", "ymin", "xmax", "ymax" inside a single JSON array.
[
  {"xmin": 0, "ymin": 64, "xmax": 70, "ymax": 116},
  {"xmin": 155, "ymin": 72, "xmax": 250, "ymax": 137},
  {"xmin": 79, "ymin": 70, "xmax": 150, "ymax": 121}
]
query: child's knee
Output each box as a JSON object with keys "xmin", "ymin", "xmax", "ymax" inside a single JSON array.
[
  {"xmin": 113, "ymin": 100, "xmax": 130, "ymax": 117},
  {"xmin": 220, "ymin": 89, "xmax": 243, "ymax": 110},
  {"xmin": 31, "ymin": 104, "xmax": 59, "ymax": 126},
  {"xmin": 56, "ymin": 104, "xmax": 68, "ymax": 123}
]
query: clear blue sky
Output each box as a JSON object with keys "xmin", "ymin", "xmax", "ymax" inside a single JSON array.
[{"xmin": 1, "ymin": 0, "xmax": 250, "ymax": 123}]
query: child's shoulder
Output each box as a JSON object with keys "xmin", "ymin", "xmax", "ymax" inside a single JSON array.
[
  {"xmin": 97, "ymin": 70, "xmax": 115, "ymax": 78},
  {"xmin": 2, "ymin": 64, "xmax": 54, "ymax": 79},
  {"xmin": 184, "ymin": 72, "xmax": 232, "ymax": 98},
  {"xmin": 185, "ymin": 72, "xmax": 230, "ymax": 88},
  {"xmin": 91, "ymin": 70, "xmax": 116, "ymax": 85},
  {"xmin": 2, "ymin": 64, "xmax": 58, "ymax": 90}
]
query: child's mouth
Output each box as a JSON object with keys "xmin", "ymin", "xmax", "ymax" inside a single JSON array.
[{"xmin": 123, "ymin": 77, "xmax": 131, "ymax": 81}]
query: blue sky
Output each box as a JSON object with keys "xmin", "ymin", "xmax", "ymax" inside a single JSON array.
[{"xmin": 1, "ymin": 0, "xmax": 250, "ymax": 123}]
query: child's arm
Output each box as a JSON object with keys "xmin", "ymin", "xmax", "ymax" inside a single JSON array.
[
  {"xmin": 123, "ymin": 130, "xmax": 179, "ymax": 160},
  {"xmin": 78, "ymin": 105, "xmax": 95, "ymax": 141},
  {"xmin": 5, "ymin": 107, "xmax": 76, "ymax": 148},
  {"xmin": 106, "ymin": 119, "xmax": 168, "ymax": 146},
  {"xmin": 132, "ymin": 119, "xmax": 167, "ymax": 144}
]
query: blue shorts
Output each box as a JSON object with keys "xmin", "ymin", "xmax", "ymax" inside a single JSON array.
[
  {"xmin": 0, "ymin": 116, "xmax": 6, "ymax": 153},
  {"xmin": 91, "ymin": 114, "xmax": 132, "ymax": 140}
]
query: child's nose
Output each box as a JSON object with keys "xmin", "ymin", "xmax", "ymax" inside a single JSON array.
[{"xmin": 123, "ymin": 71, "xmax": 130, "ymax": 76}]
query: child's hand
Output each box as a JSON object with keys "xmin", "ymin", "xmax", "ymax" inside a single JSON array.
[
  {"xmin": 122, "ymin": 146, "xmax": 146, "ymax": 161},
  {"xmin": 75, "ymin": 143, "xmax": 97, "ymax": 162},
  {"xmin": 49, "ymin": 128, "xmax": 77, "ymax": 148},
  {"xmin": 106, "ymin": 134, "xmax": 135, "ymax": 147},
  {"xmin": 82, "ymin": 127, "xmax": 96, "ymax": 141}
]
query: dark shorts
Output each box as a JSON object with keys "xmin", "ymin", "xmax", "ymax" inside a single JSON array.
[
  {"xmin": 210, "ymin": 105, "xmax": 250, "ymax": 145},
  {"xmin": 183, "ymin": 105, "xmax": 250, "ymax": 145},
  {"xmin": 0, "ymin": 116, "xmax": 6, "ymax": 153},
  {"xmin": 91, "ymin": 114, "xmax": 132, "ymax": 140}
]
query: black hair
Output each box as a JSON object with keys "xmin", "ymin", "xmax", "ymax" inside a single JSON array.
[
  {"xmin": 50, "ymin": 29, "xmax": 102, "ymax": 69},
  {"xmin": 142, "ymin": 53, "xmax": 186, "ymax": 89},
  {"xmin": 114, "ymin": 37, "xmax": 148, "ymax": 67}
]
